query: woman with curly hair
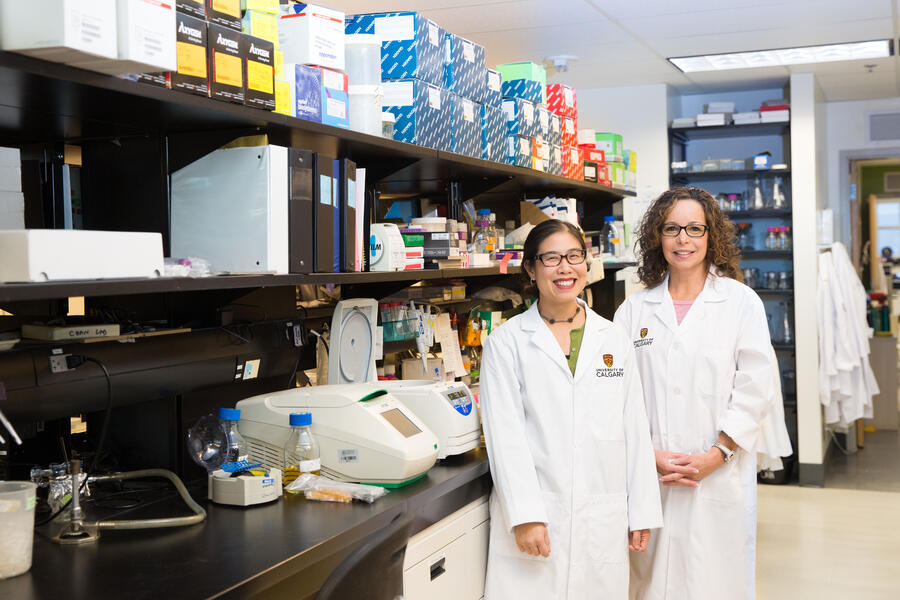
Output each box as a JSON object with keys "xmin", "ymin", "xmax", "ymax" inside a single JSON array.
[{"xmin": 613, "ymin": 187, "xmax": 773, "ymax": 600}]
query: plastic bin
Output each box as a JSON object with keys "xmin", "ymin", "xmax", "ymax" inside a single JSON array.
[
  {"xmin": 0, "ymin": 481, "xmax": 37, "ymax": 579},
  {"xmin": 382, "ymin": 111, "xmax": 396, "ymax": 138},
  {"xmin": 348, "ymin": 85, "xmax": 383, "ymax": 137},
  {"xmin": 344, "ymin": 34, "xmax": 382, "ymax": 86},
  {"xmin": 382, "ymin": 319, "xmax": 416, "ymax": 342}
]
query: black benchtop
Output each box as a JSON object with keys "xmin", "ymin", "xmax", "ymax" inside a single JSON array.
[{"xmin": 0, "ymin": 450, "xmax": 491, "ymax": 600}]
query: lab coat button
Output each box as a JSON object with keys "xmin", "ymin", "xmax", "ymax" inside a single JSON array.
[{"xmin": 674, "ymin": 387, "xmax": 681, "ymax": 395}]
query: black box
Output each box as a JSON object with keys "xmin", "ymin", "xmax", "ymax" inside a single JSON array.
[
  {"xmin": 176, "ymin": 0, "xmax": 206, "ymax": 19},
  {"xmin": 205, "ymin": 0, "xmax": 241, "ymax": 31},
  {"xmin": 242, "ymin": 34, "xmax": 275, "ymax": 110},
  {"xmin": 583, "ymin": 160, "xmax": 599, "ymax": 183},
  {"xmin": 208, "ymin": 24, "xmax": 244, "ymax": 103},
  {"xmin": 172, "ymin": 13, "xmax": 208, "ymax": 97},
  {"xmin": 288, "ymin": 148, "xmax": 315, "ymax": 273}
]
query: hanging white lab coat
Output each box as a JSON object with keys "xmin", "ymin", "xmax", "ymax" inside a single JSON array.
[
  {"xmin": 480, "ymin": 300, "xmax": 663, "ymax": 600},
  {"xmin": 613, "ymin": 271, "xmax": 772, "ymax": 600}
]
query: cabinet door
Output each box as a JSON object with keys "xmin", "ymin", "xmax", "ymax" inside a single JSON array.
[
  {"xmin": 465, "ymin": 517, "xmax": 490, "ymax": 599},
  {"xmin": 403, "ymin": 533, "xmax": 468, "ymax": 600}
]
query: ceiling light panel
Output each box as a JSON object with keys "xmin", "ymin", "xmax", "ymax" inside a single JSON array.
[{"xmin": 669, "ymin": 40, "xmax": 892, "ymax": 72}]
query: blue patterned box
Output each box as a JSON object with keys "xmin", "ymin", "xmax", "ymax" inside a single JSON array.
[
  {"xmin": 549, "ymin": 144, "xmax": 563, "ymax": 176},
  {"xmin": 502, "ymin": 97, "xmax": 539, "ymax": 137},
  {"xmin": 548, "ymin": 112, "xmax": 561, "ymax": 146},
  {"xmin": 501, "ymin": 78, "xmax": 543, "ymax": 104},
  {"xmin": 443, "ymin": 33, "xmax": 486, "ymax": 102},
  {"xmin": 345, "ymin": 12, "xmax": 444, "ymax": 87},
  {"xmin": 481, "ymin": 104, "xmax": 505, "ymax": 163},
  {"xmin": 450, "ymin": 93, "xmax": 482, "ymax": 157},
  {"xmin": 484, "ymin": 68, "xmax": 502, "ymax": 108},
  {"xmin": 538, "ymin": 105, "xmax": 552, "ymax": 140},
  {"xmin": 284, "ymin": 63, "xmax": 321, "ymax": 122},
  {"xmin": 506, "ymin": 135, "xmax": 531, "ymax": 168},
  {"xmin": 382, "ymin": 78, "xmax": 450, "ymax": 150}
]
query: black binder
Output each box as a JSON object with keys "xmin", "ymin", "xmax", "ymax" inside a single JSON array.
[
  {"xmin": 287, "ymin": 148, "xmax": 314, "ymax": 273},
  {"xmin": 338, "ymin": 159, "xmax": 357, "ymax": 272},
  {"xmin": 313, "ymin": 154, "xmax": 335, "ymax": 273}
]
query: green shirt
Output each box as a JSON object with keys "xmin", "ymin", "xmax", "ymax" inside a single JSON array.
[{"xmin": 566, "ymin": 323, "xmax": 586, "ymax": 375}]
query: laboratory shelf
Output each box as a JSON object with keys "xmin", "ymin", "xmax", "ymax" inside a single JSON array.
[
  {"xmin": 671, "ymin": 168, "xmax": 791, "ymax": 183},
  {"xmin": 668, "ymin": 122, "xmax": 790, "ymax": 141},
  {"xmin": 0, "ymin": 51, "xmax": 631, "ymax": 202},
  {"xmin": 740, "ymin": 250, "xmax": 793, "ymax": 259},
  {"xmin": 754, "ymin": 289, "xmax": 794, "ymax": 296},
  {"xmin": 773, "ymin": 343, "xmax": 795, "ymax": 351},
  {"xmin": 725, "ymin": 209, "xmax": 793, "ymax": 219}
]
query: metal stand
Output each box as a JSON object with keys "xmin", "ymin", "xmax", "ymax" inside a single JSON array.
[{"xmin": 52, "ymin": 459, "xmax": 99, "ymax": 545}]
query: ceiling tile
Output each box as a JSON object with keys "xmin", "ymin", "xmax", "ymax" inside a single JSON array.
[
  {"xmin": 815, "ymin": 70, "xmax": 899, "ymax": 101},
  {"xmin": 478, "ymin": 25, "xmax": 641, "ymax": 66}
]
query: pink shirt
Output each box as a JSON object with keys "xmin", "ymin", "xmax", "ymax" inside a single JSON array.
[{"xmin": 673, "ymin": 299, "xmax": 694, "ymax": 325}]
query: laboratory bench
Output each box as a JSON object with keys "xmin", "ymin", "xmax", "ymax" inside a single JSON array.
[{"xmin": 0, "ymin": 449, "xmax": 491, "ymax": 600}]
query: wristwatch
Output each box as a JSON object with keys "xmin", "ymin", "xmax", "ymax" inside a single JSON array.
[{"xmin": 712, "ymin": 442, "xmax": 735, "ymax": 463}]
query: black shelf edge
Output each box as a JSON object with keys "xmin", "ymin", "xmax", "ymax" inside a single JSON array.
[
  {"xmin": 773, "ymin": 343, "xmax": 795, "ymax": 351},
  {"xmin": 669, "ymin": 122, "xmax": 790, "ymax": 140},
  {"xmin": 755, "ymin": 289, "xmax": 794, "ymax": 295},
  {"xmin": 671, "ymin": 168, "xmax": 791, "ymax": 182},
  {"xmin": 740, "ymin": 250, "xmax": 793, "ymax": 259},
  {"xmin": 725, "ymin": 209, "xmax": 793, "ymax": 218},
  {"xmin": 0, "ymin": 267, "xmax": 526, "ymax": 302},
  {"xmin": 604, "ymin": 260, "xmax": 637, "ymax": 269}
]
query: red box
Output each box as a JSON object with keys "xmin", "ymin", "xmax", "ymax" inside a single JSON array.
[
  {"xmin": 580, "ymin": 147, "xmax": 605, "ymax": 163},
  {"xmin": 546, "ymin": 83, "xmax": 577, "ymax": 118},
  {"xmin": 561, "ymin": 116, "xmax": 577, "ymax": 147},
  {"xmin": 563, "ymin": 146, "xmax": 583, "ymax": 180},
  {"xmin": 596, "ymin": 161, "xmax": 610, "ymax": 186}
]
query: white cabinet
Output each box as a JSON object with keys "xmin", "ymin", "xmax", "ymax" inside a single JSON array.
[{"xmin": 403, "ymin": 496, "xmax": 489, "ymax": 600}]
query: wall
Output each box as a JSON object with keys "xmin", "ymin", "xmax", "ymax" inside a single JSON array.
[{"xmin": 825, "ymin": 97, "xmax": 900, "ymax": 246}]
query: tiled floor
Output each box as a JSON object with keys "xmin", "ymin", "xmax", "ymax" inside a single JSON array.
[{"xmin": 757, "ymin": 429, "xmax": 900, "ymax": 599}]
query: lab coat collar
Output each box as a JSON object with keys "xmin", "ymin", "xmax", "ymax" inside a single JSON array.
[
  {"xmin": 521, "ymin": 298, "xmax": 608, "ymax": 379},
  {"xmin": 648, "ymin": 267, "xmax": 729, "ymax": 332}
]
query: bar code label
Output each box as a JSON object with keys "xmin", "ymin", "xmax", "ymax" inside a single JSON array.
[{"xmin": 339, "ymin": 449, "xmax": 359, "ymax": 463}]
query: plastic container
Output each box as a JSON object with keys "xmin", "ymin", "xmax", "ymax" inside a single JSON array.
[
  {"xmin": 219, "ymin": 407, "xmax": 249, "ymax": 464},
  {"xmin": 382, "ymin": 111, "xmax": 396, "ymax": 138},
  {"xmin": 601, "ymin": 215, "xmax": 621, "ymax": 256},
  {"xmin": 348, "ymin": 84, "xmax": 383, "ymax": 136},
  {"xmin": 0, "ymin": 481, "xmax": 36, "ymax": 579},
  {"xmin": 283, "ymin": 412, "xmax": 321, "ymax": 492},
  {"xmin": 344, "ymin": 34, "xmax": 382, "ymax": 86}
]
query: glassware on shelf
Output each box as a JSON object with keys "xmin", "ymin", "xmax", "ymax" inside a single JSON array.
[
  {"xmin": 779, "ymin": 226, "xmax": 792, "ymax": 249},
  {"xmin": 717, "ymin": 193, "xmax": 729, "ymax": 211},
  {"xmin": 735, "ymin": 222, "xmax": 753, "ymax": 251},
  {"xmin": 764, "ymin": 227, "xmax": 779, "ymax": 249},
  {"xmin": 742, "ymin": 268, "xmax": 759, "ymax": 288},
  {"xmin": 728, "ymin": 193, "xmax": 744, "ymax": 212},
  {"xmin": 778, "ymin": 271, "xmax": 792, "ymax": 290},
  {"xmin": 766, "ymin": 271, "xmax": 778, "ymax": 290},
  {"xmin": 780, "ymin": 301, "xmax": 793, "ymax": 344},
  {"xmin": 771, "ymin": 175, "xmax": 787, "ymax": 209},
  {"xmin": 749, "ymin": 176, "xmax": 766, "ymax": 210}
]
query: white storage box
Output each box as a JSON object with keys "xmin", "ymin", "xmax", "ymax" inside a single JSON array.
[
  {"xmin": 76, "ymin": 0, "xmax": 177, "ymax": 74},
  {"xmin": 278, "ymin": 4, "xmax": 345, "ymax": 71},
  {"xmin": 0, "ymin": 230, "xmax": 164, "ymax": 283},
  {"xmin": 0, "ymin": 0, "xmax": 118, "ymax": 65}
]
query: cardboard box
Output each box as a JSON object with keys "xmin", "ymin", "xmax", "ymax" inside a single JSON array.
[
  {"xmin": 206, "ymin": 0, "xmax": 241, "ymax": 31},
  {"xmin": 171, "ymin": 12, "xmax": 208, "ymax": 97},
  {"xmin": 317, "ymin": 66, "xmax": 349, "ymax": 128},
  {"xmin": 496, "ymin": 61, "xmax": 546, "ymax": 102},
  {"xmin": 502, "ymin": 97, "xmax": 539, "ymax": 137},
  {"xmin": 208, "ymin": 24, "xmax": 244, "ymax": 103},
  {"xmin": 242, "ymin": 34, "xmax": 274, "ymax": 110},
  {"xmin": 563, "ymin": 146, "xmax": 583, "ymax": 180},
  {"xmin": 484, "ymin": 68, "xmax": 502, "ymax": 108},
  {"xmin": 583, "ymin": 159, "xmax": 599, "ymax": 183},
  {"xmin": 284, "ymin": 63, "xmax": 321, "ymax": 121},
  {"xmin": 608, "ymin": 161, "xmax": 626, "ymax": 186},
  {"xmin": 280, "ymin": 4, "xmax": 345, "ymax": 70},
  {"xmin": 177, "ymin": 0, "xmax": 205, "ymax": 19},
  {"xmin": 450, "ymin": 94, "xmax": 482, "ymax": 158},
  {"xmin": 561, "ymin": 116, "xmax": 577, "ymax": 147},
  {"xmin": 582, "ymin": 147, "xmax": 605, "ymax": 164},
  {"xmin": 501, "ymin": 79, "xmax": 542, "ymax": 104},
  {"xmin": 274, "ymin": 78, "xmax": 292, "ymax": 115},
  {"xmin": 242, "ymin": 9, "xmax": 278, "ymax": 46},
  {"xmin": 532, "ymin": 137, "xmax": 545, "ymax": 172},
  {"xmin": 129, "ymin": 72, "xmax": 170, "ymax": 88},
  {"xmin": 241, "ymin": 0, "xmax": 278, "ymax": 13},
  {"xmin": 345, "ymin": 12, "xmax": 443, "ymax": 86},
  {"xmin": 506, "ymin": 135, "xmax": 531, "ymax": 168},
  {"xmin": 548, "ymin": 113, "xmax": 561, "ymax": 146},
  {"xmin": 444, "ymin": 33, "xmax": 486, "ymax": 102},
  {"xmin": 481, "ymin": 104, "xmax": 505, "ymax": 163},
  {"xmin": 594, "ymin": 132, "xmax": 623, "ymax": 162},
  {"xmin": 382, "ymin": 79, "xmax": 450, "ymax": 150},
  {"xmin": 625, "ymin": 149, "xmax": 637, "ymax": 172},
  {"xmin": 537, "ymin": 106, "xmax": 552, "ymax": 140},
  {"xmin": 0, "ymin": 0, "xmax": 118, "ymax": 65},
  {"xmin": 546, "ymin": 83, "xmax": 576, "ymax": 118},
  {"xmin": 549, "ymin": 144, "xmax": 562, "ymax": 176}
]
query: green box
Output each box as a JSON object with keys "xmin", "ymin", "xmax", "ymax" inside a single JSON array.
[
  {"xmin": 401, "ymin": 233, "xmax": 425, "ymax": 246},
  {"xmin": 495, "ymin": 62, "xmax": 546, "ymax": 86},
  {"xmin": 594, "ymin": 132, "xmax": 623, "ymax": 161},
  {"xmin": 241, "ymin": 0, "xmax": 279, "ymax": 13},
  {"xmin": 608, "ymin": 161, "xmax": 626, "ymax": 185}
]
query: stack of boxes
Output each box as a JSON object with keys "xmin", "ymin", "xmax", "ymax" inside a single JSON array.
[
  {"xmin": 279, "ymin": 3, "xmax": 349, "ymax": 127},
  {"xmin": 497, "ymin": 62, "xmax": 544, "ymax": 169},
  {"xmin": 445, "ymin": 33, "xmax": 486, "ymax": 157},
  {"xmin": 481, "ymin": 68, "xmax": 505, "ymax": 162},
  {"xmin": 546, "ymin": 83, "xmax": 580, "ymax": 179},
  {"xmin": 347, "ymin": 12, "xmax": 449, "ymax": 149},
  {"xmin": 400, "ymin": 218, "xmax": 463, "ymax": 270}
]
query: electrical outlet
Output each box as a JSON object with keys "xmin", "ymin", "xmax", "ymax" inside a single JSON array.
[{"xmin": 49, "ymin": 354, "xmax": 71, "ymax": 373}]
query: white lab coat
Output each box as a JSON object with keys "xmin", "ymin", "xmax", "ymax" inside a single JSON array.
[
  {"xmin": 480, "ymin": 300, "xmax": 663, "ymax": 600},
  {"xmin": 613, "ymin": 271, "xmax": 772, "ymax": 600}
]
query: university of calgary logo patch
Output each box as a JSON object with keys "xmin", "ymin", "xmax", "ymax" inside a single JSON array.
[
  {"xmin": 603, "ymin": 354, "xmax": 614, "ymax": 368},
  {"xmin": 640, "ymin": 328, "xmax": 648, "ymax": 339}
]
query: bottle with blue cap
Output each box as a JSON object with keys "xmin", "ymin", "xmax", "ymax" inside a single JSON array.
[
  {"xmin": 601, "ymin": 215, "xmax": 621, "ymax": 257},
  {"xmin": 283, "ymin": 412, "xmax": 321, "ymax": 490},
  {"xmin": 219, "ymin": 407, "xmax": 249, "ymax": 464}
]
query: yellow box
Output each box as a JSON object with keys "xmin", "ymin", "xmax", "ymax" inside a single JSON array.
[
  {"xmin": 241, "ymin": 10, "xmax": 278, "ymax": 46},
  {"xmin": 274, "ymin": 49, "xmax": 284, "ymax": 81},
  {"xmin": 274, "ymin": 79, "xmax": 292, "ymax": 115},
  {"xmin": 241, "ymin": 0, "xmax": 279, "ymax": 14},
  {"xmin": 627, "ymin": 150, "xmax": 637, "ymax": 173}
]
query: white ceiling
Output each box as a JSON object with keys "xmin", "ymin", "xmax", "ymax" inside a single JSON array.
[{"xmin": 330, "ymin": 0, "xmax": 899, "ymax": 101}]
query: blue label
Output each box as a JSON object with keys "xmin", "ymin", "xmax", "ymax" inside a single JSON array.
[{"xmin": 454, "ymin": 400, "xmax": 473, "ymax": 416}]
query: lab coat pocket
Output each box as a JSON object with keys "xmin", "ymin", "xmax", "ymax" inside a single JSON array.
[
  {"xmin": 589, "ymin": 381, "xmax": 626, "ymax": 442},
  {"xmin": 588, "ymin": 493, "xmax": 628, "ymax": 564},
  {"xmin": 699, "ymin": 458, "xmax": 741, "ymax": 503}
]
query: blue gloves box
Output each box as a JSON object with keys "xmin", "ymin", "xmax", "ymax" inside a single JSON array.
[
  {"xmin": 443, "ymin": 33, "xmax": 486, "ymax": 102},
  {"xmin": 501, "ymin": 78, "xmax": 543, "ymax": 104},
  {"xmin": 450, "ymin": 93, "xmax": 482, "ymax": 157},
  {"xmin": 548, "ymin": 112, "xmax": 561, "ymax": 146},
  {"xmin": 383, "ymin": 78, "xmax": 450, "ymax": 150},
  {"xmin": 549, "ymin": 144, "xmax": 562, "ymax": 176},
  {"xmin": 481, "ymin": 104, "xmax": 505, "ymax": 163},
  {"xmin": 538, "ymin": 105, "xmax": 552, "ymax": 141},
  {"xmin": 502, "ymin": 97, "xmax": 539, "ymax": 137},
  {"xmin": 506, "ymin": 135, "xmax": 531, "ymax": 168},
  {"xmin": 345, "ymin": 12, "xmax": 444, "ymax": 86},
  {"xmin": 484, "ymin": 68, "xmax": 502, "ymax": 108}
]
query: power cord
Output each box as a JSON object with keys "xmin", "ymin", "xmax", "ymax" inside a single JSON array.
[{"xmin": 34, "ymin": 355, "xmax": 114, "ymax": 528}]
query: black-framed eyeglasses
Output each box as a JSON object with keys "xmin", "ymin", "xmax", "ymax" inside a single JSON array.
[
  {"xmin": 536, "ymin": 249, "xmax": 587, "ymax": 267},
  {"xmin": 661, "ymin": 222, "xmax": 709, "ymax": 238}
]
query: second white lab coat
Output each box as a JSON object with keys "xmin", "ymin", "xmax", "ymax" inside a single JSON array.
[
  {"xmin": 480, "ymin": 300, "xmax": 663, "ymax": 600},
  {"xmin": 614, "ymin": 271, "xmax": 772, "ymax": 600}
]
